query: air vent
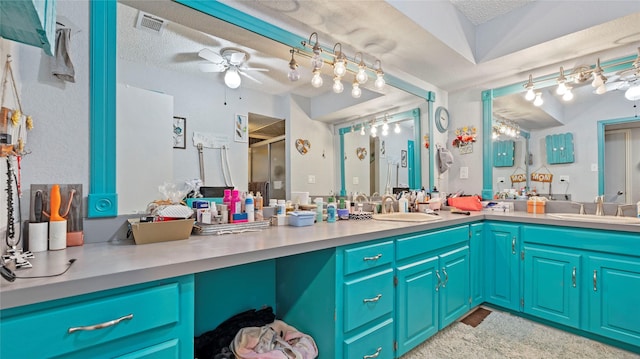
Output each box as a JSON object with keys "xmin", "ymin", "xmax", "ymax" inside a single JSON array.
[{"xmin": 135, "ymin": 11, "xmax": 167, "ymax": 35}]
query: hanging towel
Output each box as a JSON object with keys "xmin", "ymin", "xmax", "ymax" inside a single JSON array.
[
  {"xmin": 52, "ymin": 28, "xmax": 75, "ymax": 83},
  {"xmin": 437, "ymin": 146, "xmax": 454, "ymax": 174}
]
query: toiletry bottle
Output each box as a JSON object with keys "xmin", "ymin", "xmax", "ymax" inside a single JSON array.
[
  {"xmin": 245, "ymin": 192, "xmax": 255, "ymax": 222},
  {"xmin": 223, "ymin": 189, "xmax": 232, "ymax": 211},
  {"xmin": 230, "ymin": 190, "xmax": 241, "ymax": 223},
  {"xmin": 327, "ymin": 197, "xmax": 337, "ymax": 223},
  {"xmin": 315, "ymin": 198, "xmax": 323, "ymax": 222},
  {"xmin": 277, "ymin": 200, "xmax": 286, "ymax": 215},
  {"xmin": 255, "ymin": 192, "xmax": 263, "ymax": 221},
  {"xmin": 399, "ymin": 195, "xmax": 409, "ymax": 213}
]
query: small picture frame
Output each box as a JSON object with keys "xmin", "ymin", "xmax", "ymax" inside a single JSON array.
[
  {"xmin": 173, "ymin": 116, "xmax": 186, "ymax": 149},
  {"xmin": 401, "ymin": 150, "xmax": 407, "ymax": 167},
  {"xmin": 234, "ymin": 114, "xmax": 248, "ymax": 143}
]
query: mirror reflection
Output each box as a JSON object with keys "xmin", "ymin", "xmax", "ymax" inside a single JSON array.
[
  {"xmin": 490, "ymin": 59, "xmax": 640, "ymax": 203},
  {"xmin": 115, "ymin": 2, "xmax": 426, "ymax": 214}
]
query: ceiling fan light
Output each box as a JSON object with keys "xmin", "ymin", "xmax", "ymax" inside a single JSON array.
[
  {"xmin": 224, "ymin": 68, "xmax": 241, "ymax": 89},
  {"xmin": 625, "ymin": 84, "xmax": 640, "ymax": 101},
  {"xmin": 533, "ymin": 92, "xmax": 543, "ymax": 106},
  {"xmin": 311, "ymin": 69, "xmax": 323, "ymax": 88}
]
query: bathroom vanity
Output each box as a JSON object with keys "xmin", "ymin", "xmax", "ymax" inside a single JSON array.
[{"xmin": 1, "ymin": 212, "xmax": 639, "ymax": 358}]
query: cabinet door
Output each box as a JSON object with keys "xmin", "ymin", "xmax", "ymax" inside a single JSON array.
[
  {"xmin": 396, "ymin": 256, "xmax": 439, "ymax": 356},
  {"xmin": 469, "ymin": 223, "xmax": 484, "ymax": 307},
  {"xmin": 588, "ymin": 255, "xmax": 640, "ymax": 347},
  {"xmin": 524, "ymin": 246, "xmax": 581, "ymax": 328},
  {"xmin": 485, "ymin": 223, "xmax": 521, "ymax": 311},
  {"xmin": 115, "ymin": 339, "xmax": 179, "ymax": 359},
  {"xmin": 439, "ymin": 245, "xmax": 470, "ymax": 328}
]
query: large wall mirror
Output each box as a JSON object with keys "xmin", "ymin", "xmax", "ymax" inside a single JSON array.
[
  {"xmin": 88, "ymin": 0, "xmax": 432, "ymax": 217},
  {"xmin": 483, "ymin": 52, "xmax": 639, "ymax": 204}
]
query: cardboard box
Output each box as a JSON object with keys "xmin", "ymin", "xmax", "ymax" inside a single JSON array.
[
  {"xmin": 527, "ymin": 199, "xmax": 546, "ymax": 214},
  {"xmin": 128, "ymin": 218, "xmax": 194, "ymax": 245}
]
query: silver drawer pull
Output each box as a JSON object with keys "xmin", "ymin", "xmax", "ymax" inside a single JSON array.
[
  {"xmin": 435, "ymin": 270, "xmax": 442, "ymax": 292},
  {"xmin": 572, "ymin": 267, "xmax": 577, "ymax": 288},
  {"xmin": 68, "ymin": 314, "xmax": 133, "ymax": 334},
  {"xmin": 363, "ymin": 254, "xmax": 382, "ymax": 261},
  {"xmin": 363, "ymin": 294, "xmax": 382, "ymax": 303},
  {"xmin": 442, "ymin": 267, "xmax": 449, "ymax": 288},
  {"xmin": 593, "ymin": 270, "xmax": 598, "ymax": 292},
  {"xmin": 363, "ymin": 347, "xmax": 382, "ymax": 359}
]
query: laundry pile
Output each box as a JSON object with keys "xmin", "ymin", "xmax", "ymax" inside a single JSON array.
[{"xmin": 194, "ymin": 307, "xmax": 318, "ymax": 359}]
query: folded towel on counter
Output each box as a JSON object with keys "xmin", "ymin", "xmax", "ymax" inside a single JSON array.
[{"xmin": 52, "ymin": 28, "xmax": 75, "ymax": 82}]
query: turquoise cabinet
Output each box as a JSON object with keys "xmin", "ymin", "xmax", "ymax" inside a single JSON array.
[
  {"xmin": 545, "ymin": 133, "xmax": 575, "ymax": 164},
  {"xmin": 0, "ymin": 275, "xmax": 194, "ymax": 358},
  {"xmin": 0, "ymin": 0, "xmax": 57, "ymax": 55},
  {"xmin": 469, "ymin": 222, "xmax": 485, "ymax": 307},
  {"xmin": 395, "ymin": 225, "xmax": 470, "ymax": 356},
  {"xmin": 493, "ymin": 140, "xmax": 515, "ymax": 167},
  {"xmin": 523, "ymin": 245, "xmax": 581, "ymax": 328},
  {"xmin": 588, "ymin": 255, "xmax": 640, "ymax": 347},
  {"xmin": 484, "ymin": 222, "xmax": 521, "ymax": 311}
]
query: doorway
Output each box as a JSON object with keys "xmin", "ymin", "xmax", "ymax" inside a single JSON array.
[{"xmin": 248, "ymin": 113, "xmax": 286, "ymax": 203}]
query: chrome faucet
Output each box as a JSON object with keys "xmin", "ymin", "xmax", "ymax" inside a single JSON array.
[
  {"xmin": 595, "ymin": 195, "xmax": 605, "ymax": 216},
  {"xmin": 381, "ymin": 195, "xmax": 397, "ymax": 214},
  {"xmin": 570, "ymin": 201, "xmax": 586, "ymax": 215}
]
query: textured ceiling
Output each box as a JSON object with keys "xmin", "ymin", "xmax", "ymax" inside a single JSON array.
[{"xmin": 449, "ymin": 0, "xmax": 535, "ymax": 25}]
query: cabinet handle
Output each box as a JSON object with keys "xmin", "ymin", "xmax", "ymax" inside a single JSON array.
[
  {"xmin": 363, "ymin": 347, "xmax": 382, "ymax": 359},
  {"xmin": 593, "ymin": 270, "xmax": 597, "ymax": 292},
  {"xmin": 363, "ymin": 254, "xmax": 382, "ymax": 261},
  {"xmin": 363, "ymin": 294, "xmax": 382, "ymax": 303},
  {"xmin": 68, "ymin": 314, "xmax": 133, "ymax": 334},
  {"xmin": 435, "ymin": 270, "xmax": 441, "ymax": 292},
  {"xmin": 572, "ymin": 267, "xmax": 576, "ymax": 288},
  {"xmin": 512, "ymin": 237, "xmax": 516, "ymax": 254},
  {"xmin": 442, "ymin": 267, "xmax": 449, "ymax": 288}
]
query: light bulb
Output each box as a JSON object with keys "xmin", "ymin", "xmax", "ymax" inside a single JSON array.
[
  {"xmin": 382, "ymin": 121, "xmax": 389, "ymax": 131},
  {"xmin": 374, "ymin": 72, "xmax": 385, "ymax": 90},
  {"xmin": 525, "ymin": 88, "xmax": 535, "ymax": 101},
  {"xmin": 356, "ymin": 67, "xmax": 368, "ymax": 84},
  {"xmin": 332, "ymin": 77, "xmax": 344, "ymax": 93},
  {"xmin": 592, "ymin": 73, "xmax": 605, "ymax": 88},
  {"xmin": 595, "ymin": 84, "xmax": 607, "ymax": 95},
  {"xmin": 371, "ymin": 125, "xmax": 377, "ymax": 135},
  {"xmin": 360, "ymin": 125, "xmax": 366, "ymax": 136},
  {"xmin": 492, "ymin": 131, "xmax": 498, "ymax": 140},
  {"xmin": 625, "ymin": 84, "xmax": 640, "ymax": 101},
  {"xmin": 224, "ymin": 67, "xmax": 241, "ymax": 89},
  {"xmin": 556, "ymin": 82, "xmax": 567, "ymax": 95},
  {"xmin": 562, "ymin": 88, "xmax": 574, "ymax": 101},
  {"xmin": 288, "ymin": 68, "xmax": 300, "ymax": 82},
  {"xmin": 394, "ymin": 123, "xmax": 401, "ymax": 134},
  {"xmin": 351, "ymin": 82, "xmax": 361, "ymax": 98},
  {"xmin": 311, "ymin": 70, "xmax": 323, "ymax": 88},
  {"xmin": 334, "ymin": 60, "xmax": 346, "ymax": 77},
  {"xmin": 533, "ymin": 92, "xmax": 543, "ymax": 106},
  {"xmin": 382, "ymin": 128, "xmax": 388, "ymax": 136}
]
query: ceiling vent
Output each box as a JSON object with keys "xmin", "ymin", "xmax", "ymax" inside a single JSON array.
[{"xmin": 135, "ymin": 11, "xmax": 167, "ymax": 35}]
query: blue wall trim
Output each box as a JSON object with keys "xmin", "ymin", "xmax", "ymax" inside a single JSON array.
[{"xmin": 88, "ymin": 0, "xmax": 117, "ymax": 218}]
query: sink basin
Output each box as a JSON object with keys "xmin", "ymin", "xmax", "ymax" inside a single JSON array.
[
  {"xmin": 547, "ymin": 213, "xmax": 640, "ymax": 225},
  {"xmin": 373, "ymin": 212, "xmax": 442, "ymax": 222}
]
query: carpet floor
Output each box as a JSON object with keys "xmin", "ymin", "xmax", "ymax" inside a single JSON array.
[{"xmin": 401, "ymin": 309, "xmax": 640, "ymax": 359}]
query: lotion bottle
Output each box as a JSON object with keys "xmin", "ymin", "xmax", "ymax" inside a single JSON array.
[
  {"xmin": 245, "ymin": 192, "xmax": 255, "ymax": 222},
  {"xmin": 327, "ymin": 197, "xmax": 337, "ymax": 223},
  {"xmin": 399, "ymin": 195, "xmax": 409, "ymax": 213}
]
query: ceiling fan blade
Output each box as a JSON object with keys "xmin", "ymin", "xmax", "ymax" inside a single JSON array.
[
  {"xmin": 198, "ymin": 48, "xmax": 224, "ymax": 64},
  {"xmin": 240, "ymin": 67, "xmax": 269, "ymax": 72},
  {"xmin": 199, "ymin": 63, "xmax": 227, "ymax": 73},
  {"xmin": 228, "ymin": 51, "xmax": 246, "ymax": 65},
  {"xmin": 238, "ymin": 70, "xmax": 262, "ymax": 84}
]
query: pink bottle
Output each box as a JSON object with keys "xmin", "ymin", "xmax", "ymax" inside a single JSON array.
[{"xmin": 230, "ymin": 190, "xmax": 241, "ymax": 223}]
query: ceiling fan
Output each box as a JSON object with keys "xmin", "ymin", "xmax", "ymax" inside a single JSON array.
[{"xmin": 198, "ymin": 47, "xmax": 269, "ymax": 89}]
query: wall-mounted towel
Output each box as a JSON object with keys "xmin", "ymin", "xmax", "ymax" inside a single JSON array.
[{"xmin": 52, "ymin": 28, "xmax": 75, "ymax": 83}]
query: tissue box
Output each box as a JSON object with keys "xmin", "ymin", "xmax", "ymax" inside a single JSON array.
[
  {"xmin": 527, "ymin": 199, "xmax": 546, "ymax": 214},
  {"xmin": 128, "ymin": 218, "xmax": 194, "ymax": 245},
  {"xmin": 288, "ymin": 211, "xmax": 316, "ymax": 227}
]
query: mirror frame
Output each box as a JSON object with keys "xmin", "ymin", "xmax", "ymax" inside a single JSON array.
[
  {"xmin": 597, "ymin": 116, "xmax": 639, "ymax": 196},
  {"xmin": 88, "ymin": 0, "xmax": 435, "ymax": 217},
  {"xmin": 338, "ymin": 108, "xmax": 423, "ymax": 196},
  {"xmin": 481, "ymin": 54, "xmax": 637, "ymax": 200}
]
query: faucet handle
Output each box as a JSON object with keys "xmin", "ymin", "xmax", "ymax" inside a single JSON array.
[
  {"xmin": 615, "ymin": 204, "xmax": 634, "ymax": 217},
  {"xmin": 570, "ymin": 202, "xmax": 585, "ymax": 215}
]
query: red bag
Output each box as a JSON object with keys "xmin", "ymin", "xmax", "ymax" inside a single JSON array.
[{"xmin": 448, "ymin": 195, "xmax": 483, "ymax": 211}]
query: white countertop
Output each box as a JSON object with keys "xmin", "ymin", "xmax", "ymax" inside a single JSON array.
[{"xmin": 1, "ymin": 211, "xmax": 638, "ymax": 310}]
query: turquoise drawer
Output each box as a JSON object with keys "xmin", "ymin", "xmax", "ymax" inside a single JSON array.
[
  {"xmin": 1, "ymin": 282, "xmax": 180, "ymax": 358},
  {"xmin": 344, "ymin": 318, "xmax": 394, "ymax": 359},
  {"xmin": 115, "ymin": 338, "xmax": 180, "ymax": 359},
  {"xmin": 344, "ymin": 240, "xmax": 394, "ymax": 275},
  {"xmin": 396, "ymin": 226, "xmax": 468, "ymax": 261},
  {"xmin": 344, "ymin": 268, "xmax": 394, "ymax": 332}
]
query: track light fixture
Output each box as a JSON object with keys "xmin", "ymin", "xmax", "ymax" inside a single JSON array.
[
  {"xmin": 298, "ymin": 32, "xmax": 385, "ymax": 98},
  {"xmin": 522, "ymin": 48, "xmax": 640, "ymax": 104}
]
